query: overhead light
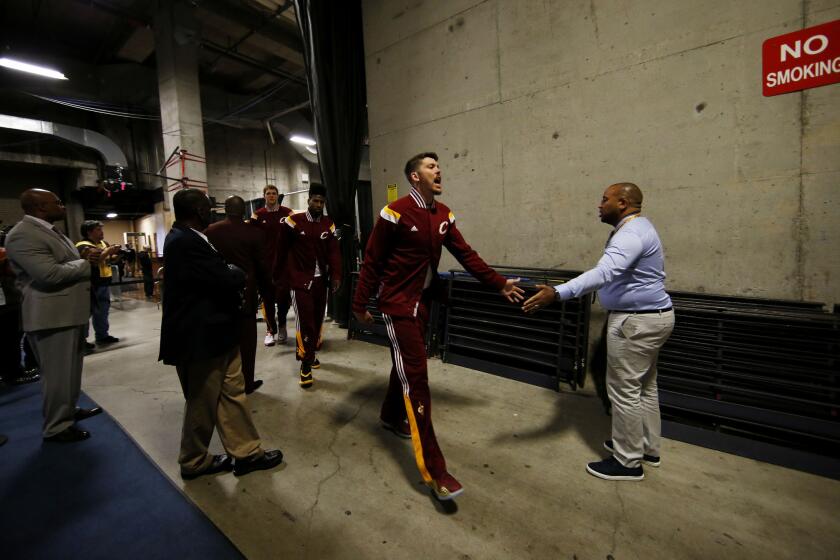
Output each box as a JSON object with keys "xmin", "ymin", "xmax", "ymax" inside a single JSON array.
[
  {"xmin": 0, "ymin": 57, "xmax": 68, "ymax": 80},
  {"xmin": 290, "ymin": 135, "xmax": 316, "ymax": 147},
  {"xmin": 305, "ymin": 146, "xmax": 317, "ymax": 154},
  {"xmin": 106, "ymin": 212, "xmax": 118, "ymax": 218}
]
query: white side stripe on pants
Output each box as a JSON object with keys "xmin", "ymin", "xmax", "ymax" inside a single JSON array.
[{"xmin": 382, "ymin": 313, "xmax": 410, "ymax": 394}]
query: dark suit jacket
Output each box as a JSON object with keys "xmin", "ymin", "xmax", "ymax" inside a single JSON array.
[
  {"xmin": 205, "ymin": 219, "xmax": 270, "ymax": 314},
  {"xmin": 158, "ymin": 223, "xmax": 245, "ymax": 367}
]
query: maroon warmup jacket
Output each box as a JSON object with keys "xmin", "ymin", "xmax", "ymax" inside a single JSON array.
[
  {"xmin": 353, "ymin": 188, "xmax": 506, "ymax": 318},
  {"xmin": 274, "ymin": 210, "xmax": 342, "ymax": 291},
  {"xmin": 252, "ymin": 205, "xmax": 293, "ymax": 266}
]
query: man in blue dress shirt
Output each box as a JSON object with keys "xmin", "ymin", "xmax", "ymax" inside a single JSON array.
[{"xmin": 524, "ymin": 182, "xmax": 674, "ymax": 481}]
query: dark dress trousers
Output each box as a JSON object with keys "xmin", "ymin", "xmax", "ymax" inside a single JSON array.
[{"xmin": 205, "ymin": 219, "xmax": 270, "ymax": 388}]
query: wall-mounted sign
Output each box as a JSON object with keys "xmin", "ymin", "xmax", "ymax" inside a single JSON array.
[
  {"xmin": 387, "ymin": 183, "xmax": 398, "ymax": 202},
  {"xmin": 763, "ymin": 19, "xmax": 840, "ymax": 96}
]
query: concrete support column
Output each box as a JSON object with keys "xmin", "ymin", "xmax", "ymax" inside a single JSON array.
[{"xmin": 154, "ymin": 0, "xmax": 207, "ymax": 215}]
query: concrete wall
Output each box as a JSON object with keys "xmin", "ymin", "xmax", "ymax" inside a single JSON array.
[
  {"xmin": 101, "ymin": 219, "xmax": 134, "ymax": 246},
  {"xmin": 204, "ymin": 126, "xmax": 313, "ymax": 211},
  {"xmin": 362, "ymin": 0, "xmax": 840, "ymax": 305}
]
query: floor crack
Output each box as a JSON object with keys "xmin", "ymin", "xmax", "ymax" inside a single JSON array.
[{"xmin": 302, "ymin": 386, "xmax": 380, "ymax": 559}]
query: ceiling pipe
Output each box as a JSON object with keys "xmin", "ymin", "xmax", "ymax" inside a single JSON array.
[{"xmin": 0, "ymin": 113, "xmax": 127, "ymax": 167}]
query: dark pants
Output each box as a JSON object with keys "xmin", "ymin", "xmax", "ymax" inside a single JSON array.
[
  {"xmin": 380, "ymin": 299, "xmax": 446, "ymax": 483},
  {"xmin": 290, "ymin": 277, "xmax": 327, "ymax": 363},
  {"xmin": 239, "ymin": 315, "xmax": 257, "ymax": 388},
  {"xmin": 85, "ymin": 283, "xmax": 111, "ymax": 341},
  {"xmin": 0, "ymin": 309, "xmax": 23, "ymax": 380},
  {"xmin": 262, "ymin": 284, "xmax": 291, "ymax": 335}
]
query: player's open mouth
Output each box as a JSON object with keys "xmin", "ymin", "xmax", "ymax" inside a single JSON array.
[{"xmin": 434, "ymin": 177, "xmax": 441, "ymax": 184}]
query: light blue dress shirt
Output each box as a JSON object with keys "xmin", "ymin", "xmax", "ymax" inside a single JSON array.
[{"xmin": 554, "ymin": 214, "xmax": 672, "ymax": 311}]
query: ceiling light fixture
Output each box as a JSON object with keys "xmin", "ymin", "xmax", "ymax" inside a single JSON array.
[
  {"xmin": 0, "ymin": 57, "xmax": 68, "ymax": 80},
  {"xmin": 106, "ymin": 212, "xmax": 118, "ymax": 218},
  {"xmin": 305, "ymin": 146, "xmax": 318, "ymax": 154},
  {"xmin": 289, "ymin": 135, "xmax": 316, "ymax": 147}
]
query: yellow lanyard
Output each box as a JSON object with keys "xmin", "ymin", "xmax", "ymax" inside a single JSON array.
[{"xmin": 606, "ymin": 213, "xmax": 641, "ymax": 247}]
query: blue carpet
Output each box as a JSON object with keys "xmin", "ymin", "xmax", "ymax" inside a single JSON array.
[{"xmin": 0, "ymin": 382, "xmax": 244, "ymax": 560}]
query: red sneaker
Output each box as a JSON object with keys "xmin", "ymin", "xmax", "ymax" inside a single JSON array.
[{"xmin": 431, "ymin": 472, "xmax": 464, "ymax": 500}]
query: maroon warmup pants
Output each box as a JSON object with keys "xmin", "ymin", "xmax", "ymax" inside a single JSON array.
[
  {"xmin": 290, "ymin": 277, "xmax": 327, "ymax": 363},
  {"xmin": 263, "ymin": 285, "xmax": 291, "ymax": 335},
  {"xmin": 381, "ymin": 300, "xmax": 446, "ymax": 483},
  {"xmin": 239, "ymin": 315, "xmax": 257, "ymax": 389}
]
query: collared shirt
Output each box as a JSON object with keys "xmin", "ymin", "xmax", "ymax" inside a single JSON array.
[
  {"xmin": 191, "ymin": 228, "xmax": 216, "ymax": 251},
  {"xmin": 554, "ymin": 214, "xmax": 672, "ymax": 311}
]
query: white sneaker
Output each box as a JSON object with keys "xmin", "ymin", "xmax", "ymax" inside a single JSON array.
[
  {"xmin": 264, "ymin": 333, "xmax": 275, "ymax": 347},
  {"xmin": 275, "ymin": 327, "xmax": 287, "ymax": 344}
]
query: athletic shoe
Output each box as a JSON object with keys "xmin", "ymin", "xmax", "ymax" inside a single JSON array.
[
  {"xmin": 586, "ymin": 456, "xmax": 644, "ymax": 481},
  {"xmin": 275, "ymin": 327, "xmax": 287, "ymax": 343},
  {"xmin": 431, "ymin": 472, "xmax": 464, "ymax": 500},
  {"xmin": 381, "ymin": 418, "xmax": 411, "ymax": 439},
  {"xmin": 603, "ymin": 440, "xmax": 660, "ymax": 467},
  {"xmin": 264, "ymin": 333, "xmax": 275, "ymax": 347},
  {"xmin": 311, "ymin": 358, "xmax": 321, "ymax": 369},
  {"xmin": 299, "ymin": 363, "xmax": 313, "ymax": 388}
]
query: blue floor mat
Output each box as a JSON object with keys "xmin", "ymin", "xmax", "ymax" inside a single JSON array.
[{"xmin": 0, "ymin": 382, "xmax": 244, "ymax": 560}]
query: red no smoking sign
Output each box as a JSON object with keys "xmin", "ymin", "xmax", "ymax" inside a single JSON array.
[{"xmin": 763, "ymin": 19, "xmax": 840, "ymax": 96}]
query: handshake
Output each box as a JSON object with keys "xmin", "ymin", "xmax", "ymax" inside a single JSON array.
[{"xmin": 78, "ymin": 244, "xmax": 122, "ymax": 264}]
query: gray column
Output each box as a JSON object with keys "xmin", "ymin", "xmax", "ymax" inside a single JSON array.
[{"xmin": 154, "ymin": 0, "xmax": 207, "ymax": 209}]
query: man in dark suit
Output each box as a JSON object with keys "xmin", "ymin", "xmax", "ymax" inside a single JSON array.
[
  {"xmin": 5, "ymin": 189, "xmax": 106, "ymax": 442},
  {"xmin": 159, "ymin": 188, "xmax": 283, "ymax": 479},
  {"xmin": 206, "ymin": 195, "xmax": 270, "ymax": 394}
]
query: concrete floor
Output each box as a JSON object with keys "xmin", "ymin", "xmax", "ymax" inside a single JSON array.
[{"xmin": 81, "ymin": 300, "xmax": 840, "ymax": 560}]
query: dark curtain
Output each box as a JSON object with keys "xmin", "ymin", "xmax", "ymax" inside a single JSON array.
[{"xmin": 295, "ymin": 0, "xmax": 367, "ymax": 327}]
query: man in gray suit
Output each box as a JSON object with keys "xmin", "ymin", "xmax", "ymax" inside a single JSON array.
[{"xmin": 5, "ymin": 189, "xmax": 114, "ymax": 442}]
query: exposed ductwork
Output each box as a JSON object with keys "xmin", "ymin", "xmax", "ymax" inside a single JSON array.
[{"xmin": 0, "ymin": 113, "xmax": 128, "ymax": 168}]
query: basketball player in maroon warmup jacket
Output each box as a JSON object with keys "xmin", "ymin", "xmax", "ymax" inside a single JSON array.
[
  {"xmin": 274, "ymin": 185, "xmax": 341, "ymax": 388},
  {"xmin": 353, "ymin": 152, "xmax": 524, "ymax": 501},
  {"xmin": 251, "ymin": 185, "xmax": 293, "ymax": 347}
]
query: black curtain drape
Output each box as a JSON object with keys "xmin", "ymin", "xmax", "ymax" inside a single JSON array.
[{"xmin": 295, "ymin": 0, "xmax": 367, "ymax": 328}]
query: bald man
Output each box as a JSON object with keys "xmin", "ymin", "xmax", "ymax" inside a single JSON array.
[
  {"xmin": 524, "ymin": 183, "xmax": 674, "ymax": 481},
  {"xmin": 206, "ymin": 196, "xmax": 271, "ymax": 394},
  {"xmin": 5, "ymin": 189, "xmax": 112, "ymax": 442}
]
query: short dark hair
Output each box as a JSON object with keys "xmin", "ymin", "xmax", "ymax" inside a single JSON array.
[
  {"xmin": 263, "ymin": 184, "xmax": 278, "ymax": 195},
  {"xmin": 404, "ymin": 152, "xmax": 438, "ymax": 182},
  {"xmin": 308, "ymin": 183, "xmax": 327, "ymax": 198},
  {"xmin": 173, "ymin": 189, "xmax": 208, "ymax": 221},
  {"xmin": 80, "ymin": 220, "xmax": 103, "ymax": 238}
]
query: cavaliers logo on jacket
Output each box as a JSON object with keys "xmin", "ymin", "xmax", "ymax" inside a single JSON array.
[
  {"xmin": 274, "ymin": 210, "xmax": 342, "ymax": 291},
  {"xmin": 353, "ymin": 188, "xmax": 505, "ymax": 318}
]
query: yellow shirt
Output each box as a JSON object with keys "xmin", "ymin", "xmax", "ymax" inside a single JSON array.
[{"xmin": 75, "ymin": 240, "xmax": 113, "ymax": 278}]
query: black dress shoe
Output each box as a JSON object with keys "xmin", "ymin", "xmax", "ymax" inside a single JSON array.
[
  {"xmin": 233, "ymin": 449, "xmax": 283, "ymax": 476},
  {"xmin": 74, "ymin": 407, "xmax": 103, "ymax": 421},
  {"xmin": 9, "ymin": 371, "xmax": 41, "ymax": 385},
  {"xmin": 181, "ymin": 454, "xmax": 234, "ymax": 480},
  {"xmin": 96, "ymin": 335, "xmax": 120, "ymax": 345},
  {"xmin": 245, "ymin": 379, "xmax": 264, "ymax": 395},
  {"xmin": 84, "ymin": 341, "xmax": 95, "ymax": 350},
  {"xmin": 44, "ymin": 426, "xmax": 90, "ymax": 443}
]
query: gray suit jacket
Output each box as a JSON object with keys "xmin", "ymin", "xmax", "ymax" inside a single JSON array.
[{"xmin": 5, "ymin": 215, "xmax": 92, "ymax": 332}]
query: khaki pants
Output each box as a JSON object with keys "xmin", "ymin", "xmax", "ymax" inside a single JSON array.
[
  {"xmin": 176, "ymin": 347, "xmax": 263, "ymax": 473},
  {"xmin": 28, "ymin": 326, "xmax": 85, "ymax": 437},
  {"xmin": 606, "ymin": 310, "xmax": 675, "ymax": 468}
]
